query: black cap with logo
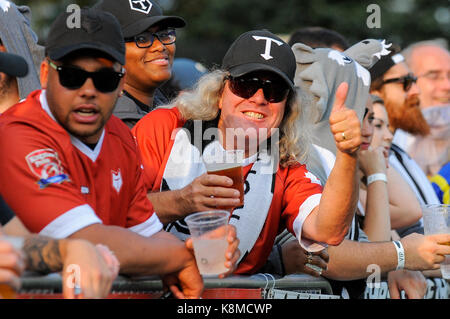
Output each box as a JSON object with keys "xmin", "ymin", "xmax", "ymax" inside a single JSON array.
[
  {"xmin": 222, "ymin": 30, "xmax": 296, "ymax": 90},
  {"xmin": 45, "ymin": 7, "xmax": 126, "ymax": 65},
  {"xmin": 0, "ymin": 52, "xmax": 28, "ymax": 78},
  {"xmin": 94, "ymin": 0, "xmax": 186, "ymax": 38}
]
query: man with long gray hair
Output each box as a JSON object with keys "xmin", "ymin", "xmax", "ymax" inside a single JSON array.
[{"xmin": 133, "ymin": 29, "xmax": 363, "ymax": 274}]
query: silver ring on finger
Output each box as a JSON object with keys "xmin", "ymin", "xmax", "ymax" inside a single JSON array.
[
  {"xmin": 306, "ymin": 252, "xmax": 313, "ymax": 264},
  {"xmin": 305, "ymin": 263, "xmax": 323, "ymax": 276}
]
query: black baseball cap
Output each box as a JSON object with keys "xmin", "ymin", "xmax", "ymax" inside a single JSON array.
[
  {"xmin": 222, "ymin": 30, "xmax": 296, "ymax": 90},
  {"xmin": 45, "ymin": 7, "xmax": 125, "ymax": 65},
  {"xmin": 94, "ymin": 0, "xmax": 186, "ymax": 38},
  {"xmin": 0, "ymin": 51, "xmax": 28, "ymax": 77},
  {"xmin": 369, "ymin": 43, "xmax": 403, "ymax": 81}
]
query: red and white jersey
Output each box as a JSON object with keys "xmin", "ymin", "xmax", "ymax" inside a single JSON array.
[
  {"xmin": 133, "ymin": 107, "xmax": 323, "ymax": 274},
  {"xmin": 0, "ymin": 90, "xmax": 162, "ymax": 238}
]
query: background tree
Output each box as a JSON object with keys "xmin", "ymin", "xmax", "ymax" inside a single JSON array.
[{"xmin": 16, "ymin": 0, "xmax": 450, "ymax": 67}]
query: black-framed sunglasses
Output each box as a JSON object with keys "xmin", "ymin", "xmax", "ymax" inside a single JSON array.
[
  {"xmin": 48, "ymin": 61, "xmax": 125, "ymax": 93},
  {"xmin": 381, "ymin": 73, "xmax": 417, "ymax": 92},
  {"xmin": 227, "ymin": 74, "xmax": 290, "ymax": 103},
  {"xmin": 125, "ymin": 28, "xmax": 176, "ymax": 48}
]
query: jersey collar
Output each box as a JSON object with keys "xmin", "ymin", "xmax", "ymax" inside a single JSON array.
[{"xmin": 39, "ymin": 90, "xmax": 105, "ymax": 162}]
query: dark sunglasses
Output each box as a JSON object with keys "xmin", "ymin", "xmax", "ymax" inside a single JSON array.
[
  {"xmin": 49, "ymin": 61, "xmax": 124, "ymax": 93},
  {"xmin": 227, "ymin": 74, "xmax": 290, "ymax": 103},
  {"xmin": 125, "ymin": 28, "xmax": 176, "ymax": 48},
  {"xmin": 381, "ymin": 73, "xmax": 417, "ymax": 92}
]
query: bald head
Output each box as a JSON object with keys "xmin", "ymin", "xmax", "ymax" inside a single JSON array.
[{"xmin": 406, "ymin": 44, "xmax": 450, "ymax": 108}]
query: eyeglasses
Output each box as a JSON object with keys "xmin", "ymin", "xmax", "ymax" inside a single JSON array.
[
  {"xmin": 125, "ymin": 28, "xmax": 176, "ymax": 48},
  {"xmin": 49, "ymin": 61, "xmax": 124, "ymax": 93},
  {"xmin": 381, "ymin": 73, "xmax": 417, "ymax": 92},
  {"xmin": 227, "ymin": 74, "xmax": 290, "ymax": 103}
]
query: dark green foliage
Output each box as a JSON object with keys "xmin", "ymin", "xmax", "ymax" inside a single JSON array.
[{"xmin": 16, "ymin": 0, "xmax": 450, "ymax": 67}]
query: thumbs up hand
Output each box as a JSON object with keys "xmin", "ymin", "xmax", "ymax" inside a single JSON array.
[{"xmin": 329, "ymin": 82, "xmax": 362, "ymax": 156}]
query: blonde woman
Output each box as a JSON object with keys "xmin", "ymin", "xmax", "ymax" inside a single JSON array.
[
  {"xmin": 357, "ymin": 96, "xmax": 391, "ymax": 241},
  {"xmin": 359, "ymin": 96, "xmax": 422, "ymax": 241}
]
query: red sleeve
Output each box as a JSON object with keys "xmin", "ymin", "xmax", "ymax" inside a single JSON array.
[
  {"xmin": 281, "ymin": 164, "xmax": 323, "ymax": 235},
  {"xmin": 0, "ymin": 122, "xmax": 99, "ymax": 234},
  {"xmin": 132, "ymin": 108, "xmax": 183, "ymax": 191},
  {"xmin": 125, "ymin": 141, "xmax": 162, "ymax": 235}
]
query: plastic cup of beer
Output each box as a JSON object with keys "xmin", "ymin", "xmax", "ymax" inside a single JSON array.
[
  {"xmin": 185, "ymin": 210, "xmax": 230, "ymax": 277},
  {"xmin": 422, "ymin": 204, "xmax": 450, "ymax": 279},
  {"xmin": 203, "ymin": 150, "xmax": 244, "ymax": 208}
]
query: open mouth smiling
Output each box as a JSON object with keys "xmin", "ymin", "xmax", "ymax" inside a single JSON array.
[{"xmin": 242, "ymin": 111, "xmax": 265, "ymax": 120}]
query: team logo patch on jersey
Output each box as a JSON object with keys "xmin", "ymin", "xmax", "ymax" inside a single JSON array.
[
  {"xmin": 129, "ymin": 0, "xmax": 152, "ymax": 14},
  {"xmin": 112, "ymin": 169, "xmax": 123, "ymax": 194},
  {"xmin": 25, "ymin": 149, "xmax": 70, "ymax": 189}
]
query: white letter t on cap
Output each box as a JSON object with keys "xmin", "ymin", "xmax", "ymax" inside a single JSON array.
[{"xmin": 252, "ymin": 36, "xmax": 284, "ymax": 61}]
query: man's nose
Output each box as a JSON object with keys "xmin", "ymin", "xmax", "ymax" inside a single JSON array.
[
  {"xmin": 248, "ymin": 88, "xmax": 268, "ymax": 104},
  {"xmin": 408, "ymin": 81, "xmax": 420, "ymax": 96},
  {"xmin": 78, "ymin": 77, "xmax": 97, "ymax": 98}
]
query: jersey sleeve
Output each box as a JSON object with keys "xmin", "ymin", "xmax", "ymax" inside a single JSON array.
[
  {"xmin": 125, "ymin": 143, "xmax": 163, "ymax": 237},
  {"xmin": 0, "ymin": 123, "xmax": 101, "ymax": 237},
  {"xmin": 281, "ymin": 165, "xmax": 326, "ymax": 252},
  {"xmin": 132, "ymin": 108, "xmax": 181, "ymax": 191}
]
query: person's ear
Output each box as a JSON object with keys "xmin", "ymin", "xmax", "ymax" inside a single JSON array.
[
  {"xmin": 40, "ymin": 60, "xmax": 49, "ymax": 89},
  {"xmin": 370, "ymin": 89, "xmax": 383, "ymax": 100},
  {"xmin": 218, "ymin": 89, "xmax": 224, "ymax": 111},
  {"xmin": 117, "ymin": 69, "xmax": 126, "ymax": 97},
  {"xmin": 218, "ymin": 91, "xmax": 224, "ymax": 110}
]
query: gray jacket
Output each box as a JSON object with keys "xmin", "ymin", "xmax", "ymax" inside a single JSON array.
[
  {"xmin": 0, "ymin": 2, "xmax": 43, "ymax": 99},
  {"xmin": 113, "ymin": 88, "xmax": 169, "ymax": 128}
]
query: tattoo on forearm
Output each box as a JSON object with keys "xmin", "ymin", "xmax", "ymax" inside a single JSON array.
[{"xmin": 23, "ymin": 236, "xmax": 63, "ymax": 274}]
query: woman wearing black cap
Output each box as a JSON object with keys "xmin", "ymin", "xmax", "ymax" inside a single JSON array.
[{"xmin": 94, "ymin": 0, "xmax": 186, "ymax": 128}]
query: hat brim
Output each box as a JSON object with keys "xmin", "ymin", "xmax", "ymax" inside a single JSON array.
[
  {"xmin": 0, "ymin": 52, "xmax": 29, "ymax": 78},
  {"xmin": 123, "ymin": 16, "xmax": 186, "ymax": 38},
  {"xmin": 228, "ymin": 63, "xmax": 295, "ymax": 91},
  {"xmin": 48, "ymin": 42, "xmax": 125, "ymax": 65}
]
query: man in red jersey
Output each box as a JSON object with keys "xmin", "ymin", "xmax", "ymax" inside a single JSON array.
[
  {"xmin": 133, "ymin": 30, "xmax": 362, "ymax": 274},
  {"xmin": 0, "ymin": 7, "xmax": 239, "ymax": 299}
]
